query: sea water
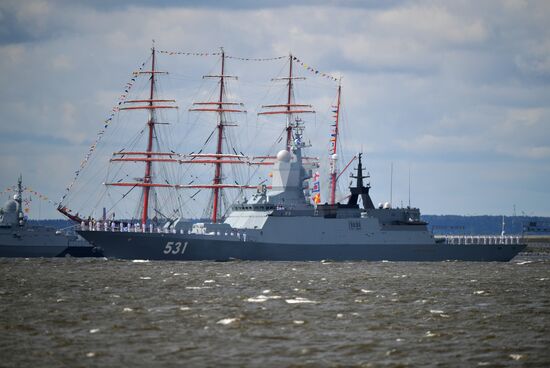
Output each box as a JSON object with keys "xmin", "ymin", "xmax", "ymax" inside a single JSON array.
[{"xmin": 1, "ymin": 253, "xmax": 549, "ymax": 367}]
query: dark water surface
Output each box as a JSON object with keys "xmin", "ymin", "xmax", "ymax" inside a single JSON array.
[{"xmin": 1, "ymin": 254, "xmax": 549, "ymax": 367}]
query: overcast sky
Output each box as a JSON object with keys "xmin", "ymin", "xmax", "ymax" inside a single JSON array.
[{"xmin": 0, "ymin": 0, "xmax": 549, "ymax": 219}]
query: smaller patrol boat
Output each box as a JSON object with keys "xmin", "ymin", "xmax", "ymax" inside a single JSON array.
[{"xmin": 0, "ymin": 176, "xmax": 102, "ymax": 258}]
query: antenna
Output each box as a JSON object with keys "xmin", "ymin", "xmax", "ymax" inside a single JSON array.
[
  {"xmin": 408, "ymin": 166, "xmax": 411, "ymax": 208},
  {"xmin": 390, "ymin": 162, "xmax": 393, "ymax": 207}
]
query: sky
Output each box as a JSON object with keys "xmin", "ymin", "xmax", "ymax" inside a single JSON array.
[{"xmin": 0, "ymin": 0, "xmax": 549, "ymax": 219}]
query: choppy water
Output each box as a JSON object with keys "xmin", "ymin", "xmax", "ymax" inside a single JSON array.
[{"xmin": 1, "ymin": 254, "xmax": 549, "ymax": 367}]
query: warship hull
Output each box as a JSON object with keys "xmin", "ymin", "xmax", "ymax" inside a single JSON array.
[
  {"xmin": 79, "ymin": 230, "xmax": 525, "ymax": 262},
  {"xmin": 0, "ymin": 229, "xmax": 103, "ymax": 258},
  {"xmin": 0, "ymin": 231, "xmax": 68, "ymax": 257}
]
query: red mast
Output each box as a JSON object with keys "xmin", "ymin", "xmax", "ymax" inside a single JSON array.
[
  {"xmin": 189, "ymin": 49, "xmax": 246, "ymax": 223},
  {"xmin": 259, "ymin": 54, "xmax": 314, "ymax": 150},
  {"xmin": 329, "ymin": 82, "xmax": 342, "ymax": 205},
  {"xmin": 141, "ymin": 46, "xmax": 156, "ymax": 226},
  {"xmin": 114, "ymin": 46, "xmax": 177, "ymax": 226},
  {"xmin": 212, "ymin": 50, "xmax": 226, "ymax": 223}
]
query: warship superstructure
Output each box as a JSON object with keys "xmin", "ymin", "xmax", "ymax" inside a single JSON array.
[{"xmin": 0, "ymin": 176, "xmax": 101, "ymax": 258}]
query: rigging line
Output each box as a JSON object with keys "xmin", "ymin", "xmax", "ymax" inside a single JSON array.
[
  {"xmin": 173, "ymin": 60, "xmax": 217, "ymax": 152},
  {"xmin": 60, "ymin": 54, "xmax": 152, "ymax": 203},
  {"xmin": 158, "ymin": 49, "xmax": 286, "ymax": 62},
  {"xmin": 243, "ymin": 127, "xmax": 286, "ymax": 186}
]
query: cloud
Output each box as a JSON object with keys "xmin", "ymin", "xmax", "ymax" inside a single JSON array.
[{"xmin": 0, "ymin": 1, "xmax": 549, "ymax": 218}]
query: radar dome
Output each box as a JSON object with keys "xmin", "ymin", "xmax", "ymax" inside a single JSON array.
[
  {"xmin": 276, "ymin": 150, "xmax": 291, "ymax": 162},
  {"xmin": 3, "ymin": 200, "xmax": 17, "ymax": 213},
  {"xmin": 383, "ymin": 202, "xmax": 391, "ymax": 209}
]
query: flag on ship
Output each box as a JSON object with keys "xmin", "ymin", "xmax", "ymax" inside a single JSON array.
[{"xmin": 311, "ymin": 172, "xmax": 321, "ymax": 204}]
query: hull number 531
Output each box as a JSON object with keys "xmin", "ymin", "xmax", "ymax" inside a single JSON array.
[{"xmin": 163, "ymin": 241, "xmax": 188, "ymax": 255}]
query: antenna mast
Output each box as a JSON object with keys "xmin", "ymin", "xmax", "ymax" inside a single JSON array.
[
  {"xmin": 408, "ymin": 166, "xmax": 411, "ymax": 208},
  {"xmin": 390, "ymin": 162, "xmax": 393, "ymax": 207}
]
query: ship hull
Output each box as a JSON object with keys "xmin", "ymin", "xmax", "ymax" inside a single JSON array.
[
  {"xmin": 78, "ymin": 230, "xmax": 526, "ymax": 262},
  {"xmin": 0, "ymin": 229, "xmax": 102, "ymax": 258}
]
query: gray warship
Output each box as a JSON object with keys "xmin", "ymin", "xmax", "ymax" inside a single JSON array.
[
  {"xmin": 77, "ymin": 133, "xmax": 525, "ymax": 261},
  {"xmin": 67, "ymin": 48, "xmax": 525, "ymax": 261},
  {"xmin": 0, "ymin": 176, "xmax": 102, "ymax": 258}
]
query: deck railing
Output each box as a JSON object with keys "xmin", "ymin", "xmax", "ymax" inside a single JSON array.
[
  {"xmin": 80, "ymin": 221, "xmax": 181, "ymax": 234},
  {"xmin": 79, "ymin": 221, "xmax": 248, "ymax": 241},
  {"xmin": 435, "ymin": 235, "xmax": 523, "ymax": 245}
]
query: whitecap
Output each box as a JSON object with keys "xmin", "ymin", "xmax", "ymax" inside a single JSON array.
[
  {"xmin": 173, "ymin": 273, "xmax": 181, "ymax": 276},
  {"xmin": 539, "ymin": 278, "xmax": 548, "ymax": 281},
  {"xmin": 474, "ymin": 290, "xmax": 485, "ymax": 295},
  {"xmin": 361, "ymin": 289, "xmax": 374, "ymax": 293},
  {"xmin": 285, "ymin": 297, "xmax": 316, "ymax": 304},
  {"xmin": 509, "ymin": 354, "xmax": 523, "ymax": 360},
  {"xmin": 216, "ymin": 318, "xmax": 238, "ymax": 325},
  {"xmin": 425, "ymin": 331, "xmax": 437, "ymax": 337},
  {"xmin": 430, "ymin": 309, "xmax": 445, "ymax": 314},
  {"xmin": 179, "ymin": 306, "xmax": 191, "ymax": 311},
  {"xmin": 86, "ymin": 352, "xmax": 96, "ymax": 358},
  {"xmin": 203, "ymin": 280, "xmax": 215, "ymax": 284},
  {"xmin": 89, "ymin": 328, "xmax": 100, "ymax": 334},
  {"xmin": 246, "ymin": 295, "xmax": 281, "ymax": 303},
  {"xmin": 293, "ymin": 320, "xmax": 305, "ymax": 325},
  {"xmin": 515, "ymin": 261, "xmax": 532, "ymax": 265},
  {"xmin": 185, "ymin": 286, "xmax": 212, "ymax": 290},
  {"xmin": 336, "ymin": 313, "xmax": 344, "ymax": 318},
  {"xmin": 132, "ymin": 260, "xmax": 149, "ymax": 263},
  {"xmin": 139, "ymin": 276, "xmax": 151, "ymax": 280},
  {"xmin": 122, "ymin": 307, "xmax": 133, "ymax": 312},
  {"xmin": 262, "ymin": 289, "xmax": 271, "ymax": 294}
]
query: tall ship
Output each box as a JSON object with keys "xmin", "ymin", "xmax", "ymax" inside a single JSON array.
[
  {"xmin": 0, "ymin": 176, "xmax": 102, "ymax": 258},
  {"xmin": 60, "ymin": 47, "xmax": 526, "ymax": 261}
]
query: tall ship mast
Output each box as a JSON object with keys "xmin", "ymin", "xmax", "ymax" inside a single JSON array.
[
  {"xmin": 187, "ymin": 48, "xmax": 248, "ymax": 223},
  {"xmin": 106, "ymin": 46, "xmax": 178, "ymax": 226},
  {"xmin": 259, "ymin": 54, "xmax": 315, "ymax": 151}
]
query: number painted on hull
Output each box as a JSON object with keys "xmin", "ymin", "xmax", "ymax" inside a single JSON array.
[{"xmin": 163, "ymin": 241, "xmax": 189, "ymax": 255}]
